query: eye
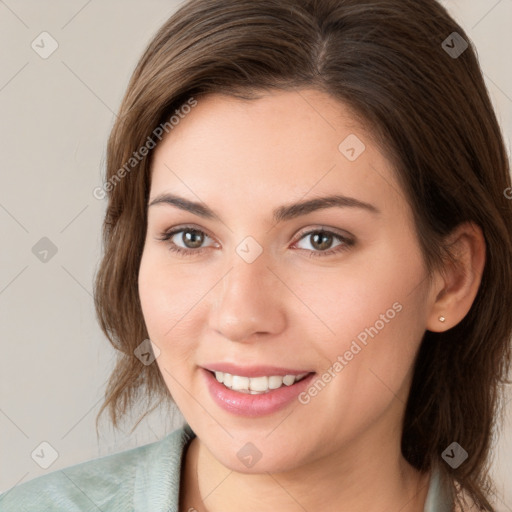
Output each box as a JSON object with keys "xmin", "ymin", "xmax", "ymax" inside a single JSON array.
[
  {"xmin": 156, "ymin": 226, "xmax": 218, "ymax": 256},
  {"xmin": 156, "ymin": 225, "xmax": 354, "ymax": 258},
  {"xmin": 293, "ymin": 228, "xmax": 354, "ymax": 257}
]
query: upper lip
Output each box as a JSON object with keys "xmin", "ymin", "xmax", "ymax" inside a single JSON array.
[{"xmin": 203, "ymin": 363, "xmax": 314, "ymax": 378}]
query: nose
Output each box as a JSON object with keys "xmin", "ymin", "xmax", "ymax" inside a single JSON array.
[{"xmin": 209, "ymin": 250, "xmax": 287, "ymax": 342}]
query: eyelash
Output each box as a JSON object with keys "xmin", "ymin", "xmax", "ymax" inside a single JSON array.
[{"xmin": 156, "ymin": 225, "xmax": 355, "ymax": 258}]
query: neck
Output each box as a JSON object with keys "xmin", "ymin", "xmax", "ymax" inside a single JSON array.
[{"xmin": 179, "ymin": 429, "xmax": 431, "ymax": 512}]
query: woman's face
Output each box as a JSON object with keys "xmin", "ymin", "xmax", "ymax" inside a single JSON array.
[{"xmin": 139, "ymin": 89, "xmax": 434, "ymax": 473}]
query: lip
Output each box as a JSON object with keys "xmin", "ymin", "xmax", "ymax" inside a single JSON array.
[
  {"xmin": 203, "ymin": 363, "xmax": 313, "ymax": 378},
  {"xmin": 202, "ymin": 367, "xmax": 316, "ymax": 417}
]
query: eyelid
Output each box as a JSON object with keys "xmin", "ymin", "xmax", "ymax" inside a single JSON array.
[
  {"xmin": 157, "ymin": 225, "xmax": 350, "ymax": 242},
  {"xmin": 294, "ymin": 225, "xmax": 354, "ymax": 241},
  {"xmin": 157, "ymin": 223, "xmax": 215, "ymax": 239}
]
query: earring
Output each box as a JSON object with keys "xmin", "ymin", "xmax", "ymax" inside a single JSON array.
[{"xmin": 439, "ymin": 316, "xmax": 446, "ymax": 322}]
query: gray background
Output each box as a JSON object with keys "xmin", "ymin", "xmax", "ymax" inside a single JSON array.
[{"xmin": 0, "ymin": 0, "xmax": 511, "ymax": 509}]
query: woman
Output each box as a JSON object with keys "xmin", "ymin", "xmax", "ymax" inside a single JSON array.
[{"xmin": 2, "ymin": 0, "xmax": 511, "ymax": 510}]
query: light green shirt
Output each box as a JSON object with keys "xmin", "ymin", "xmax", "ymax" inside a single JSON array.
[{"xmin": 0, "ymin": 424, "xmax": 452, "ymax": 511}]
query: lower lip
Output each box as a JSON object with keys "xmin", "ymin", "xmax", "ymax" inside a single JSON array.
[{"xmin": 202, "ymin": 368, "xmax": 316, "ymax": 417}]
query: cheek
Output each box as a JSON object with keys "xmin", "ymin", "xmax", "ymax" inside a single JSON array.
[
  {"xmin": 138, "ymin": 253, "xmax": 207, "ymax": 410},
  {"xmin": 292, "ymin": 237, "xmax": 428, "ymax": 400},
  {"xmin": 138, "ymin": 249, "xmax": 206, "ymax": 361},
  {"xmin": 290, "ymin": 238, "xmax": 426, "ymax": 344}
]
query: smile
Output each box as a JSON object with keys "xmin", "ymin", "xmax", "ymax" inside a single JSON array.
[{"xmin": 202, "ymin": 368, "xmax": 317, "ymax": 417}]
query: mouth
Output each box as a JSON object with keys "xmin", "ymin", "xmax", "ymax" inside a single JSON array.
[
  {"xmin": 202, "ymin": 367, "xmax": 317, "ymax": 417},
  {"xmin": 206, "ymin": 369, "xmax": 313, "ymax": 394}
]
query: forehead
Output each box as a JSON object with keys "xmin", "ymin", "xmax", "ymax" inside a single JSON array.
[{"xmin": 149, "ymin": 89, "xmax": 407, "ymax": 222}]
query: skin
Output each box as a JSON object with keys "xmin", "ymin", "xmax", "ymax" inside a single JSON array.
[{"xmin": 138, "ymin": 89, "xmax": 485, "ymax": 512}]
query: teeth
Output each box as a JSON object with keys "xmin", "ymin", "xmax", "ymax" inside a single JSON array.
[
  {"xmin": 213, "ymin": 371, "xmax": 309, "ymax": 393},
  {"xmin": 232, "ymin": 375, "xmax": 249, "ymax": 391},
  {"xmin": 249, "ymin": 376, "xmax": 268, "ymax": 391},
  {"xmin": 268, "ymin": 375, "xmax": 284, "ymax": 389}
]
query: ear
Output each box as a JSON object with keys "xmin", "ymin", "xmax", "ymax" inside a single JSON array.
[{"xmin": 426, "ymin": 222, "xmax": 486, "ymax": 333}]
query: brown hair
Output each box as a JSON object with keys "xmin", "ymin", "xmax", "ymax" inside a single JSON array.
[{"xmin": 94, "ymin": 0, "xmax": 512, "ymax": 509}]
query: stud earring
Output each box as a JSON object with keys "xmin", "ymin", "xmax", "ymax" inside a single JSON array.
[{"xmin": 439, "ymin": 316, "xmax": 446, "ymax": 322}]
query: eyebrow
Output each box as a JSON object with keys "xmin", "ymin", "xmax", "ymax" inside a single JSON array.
[{"xmin": 147, "ymin": 192, "xmax": 380, "ymax": 223}]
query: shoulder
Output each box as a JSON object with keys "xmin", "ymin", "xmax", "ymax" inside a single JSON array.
[{"xmin": 0, "ymin": 426, "xmax": 193, "ymax": 512}]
